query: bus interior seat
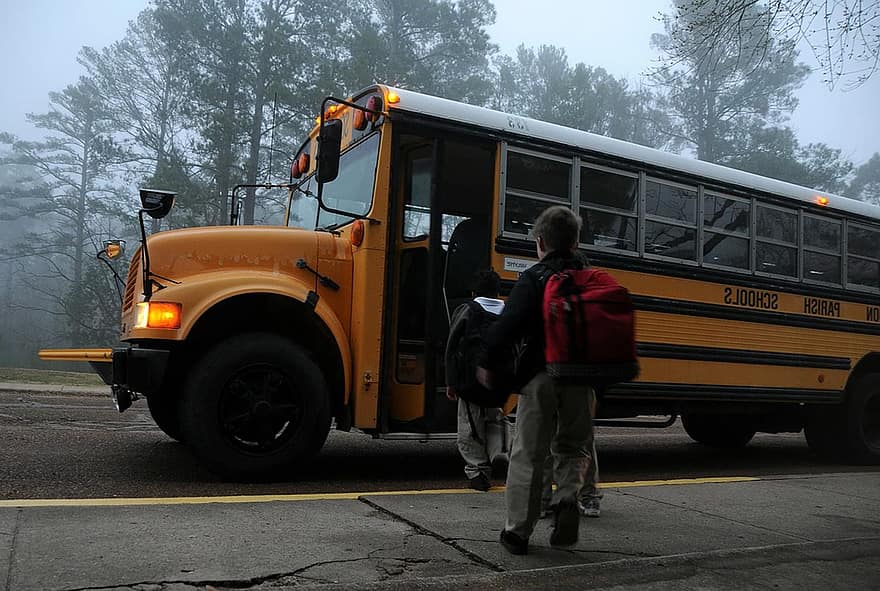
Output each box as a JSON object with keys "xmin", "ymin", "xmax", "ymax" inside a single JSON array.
[{"xmin": 443, "ymin": 217, "xmax": 490, "ymax": 320}]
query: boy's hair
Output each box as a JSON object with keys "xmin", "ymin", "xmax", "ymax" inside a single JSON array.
[
  {"xmin": 471, "ymin": 268, "xmax": 501, "ymax": 298},
  {"xmin": 532, "ymin": 206, "xmax": 581, "ymax": 253}
]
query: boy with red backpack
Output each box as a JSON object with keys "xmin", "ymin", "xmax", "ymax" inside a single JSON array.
[{"xmin": 478, "ymin": 205, "xmax": 637, "ymax": 555}]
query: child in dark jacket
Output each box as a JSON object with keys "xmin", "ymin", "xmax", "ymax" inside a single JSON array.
[{"xmin": 445, "ymin": 269, "xmax": 512, "ymax": 492}]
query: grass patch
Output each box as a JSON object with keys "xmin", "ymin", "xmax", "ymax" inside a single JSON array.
[{"xmin": 0, "ymin": 367, "xmax": 104, "ymax": 386}]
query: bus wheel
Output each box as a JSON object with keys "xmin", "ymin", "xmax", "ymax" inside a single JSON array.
[
  {"xmin": 804, "ymin": 405, "xmax": 845, "ymax": 458},
  {"xmin": 147, "ymin": 394, "xmax": 185, "ymax": 443},
  {"xmin": 843, "ymin": 372, "xmax": 880, "ymax": 464},
  {"xmin": 681, "ymin": 414, "xmax": 755, "ymax": 448},
  {"xmin": 180, "ymin": 332, "xmax": 331, "ymax": 480}
]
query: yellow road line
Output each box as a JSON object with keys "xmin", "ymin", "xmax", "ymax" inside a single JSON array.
[{"xmin": 0, "ymin": 476, "xmax": 759, "ymax": 508}]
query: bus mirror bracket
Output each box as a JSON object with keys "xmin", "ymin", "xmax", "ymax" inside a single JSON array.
[{"xmin": 137, "ymin": 188, "xmax": 180, "ymax": 300}]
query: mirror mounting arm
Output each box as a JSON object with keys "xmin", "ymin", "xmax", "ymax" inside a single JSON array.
[{"xmin": 229, "ymin": 183, "xmax": 295, "ymax": 225}]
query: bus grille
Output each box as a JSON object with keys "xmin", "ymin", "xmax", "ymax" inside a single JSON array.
[{"xmin": 122, "ymin": 252, "xmax": 140, "ymax": 313}]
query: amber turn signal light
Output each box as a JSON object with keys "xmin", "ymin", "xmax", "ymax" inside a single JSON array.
[{"xmin": 350, "ymin": 219, "xmax": 365, "ymax": 247}]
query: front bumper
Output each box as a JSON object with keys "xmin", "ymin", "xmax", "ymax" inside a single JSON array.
[
  {"xmin": 39, "ymin": 345, "xmax": 169, "ymax": 412},
  {"xmin": 110, "ymin": 346, "xmax": 170, "ymax": 397}
]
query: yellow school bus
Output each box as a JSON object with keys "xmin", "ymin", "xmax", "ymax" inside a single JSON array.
[{"xmin": 41, "ymin": 85, "xmax": 880, "ymax": 478}]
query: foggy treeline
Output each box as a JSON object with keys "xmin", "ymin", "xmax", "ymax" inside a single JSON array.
[{"xmin": 1, "ymin": 0, "xmax": 878, "ymax": 368}]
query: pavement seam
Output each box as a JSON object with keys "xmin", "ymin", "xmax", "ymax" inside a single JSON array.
[
  {"xmin": 759, "ymin": 476, "xmax": 880, "ymax": 505},
  {"xmin": 4, "ymin": 508, "xmax": 21, "ymax": 591},
  {"xmin": 358, "ymin": 495, "xmax": 505, "ymax": 573},
  {"xmin": 617, "ymin": 487, "xmax": 815, "ymax": 542}
]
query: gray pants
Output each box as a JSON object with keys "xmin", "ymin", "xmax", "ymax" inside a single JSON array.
[
  {"xmin": 457, "ymin": 399, "xmax": 511, "ymax": 479},
  {"xmin": 542, "ymin": 397, "xmax": 602, "ymax": 507},
  {"xmin": 505, "ymin": 372, "xmax": 595, "ymax": 540}
]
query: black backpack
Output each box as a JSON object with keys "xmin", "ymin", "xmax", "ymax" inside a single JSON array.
[{"xmin": 448, "ymin": 300, "xmax": 516, "ymax": 408}]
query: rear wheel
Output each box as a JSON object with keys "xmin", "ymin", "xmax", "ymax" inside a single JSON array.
[
  {"xmin": 843, "ymin": 373, "xmax": 880, "ymax": 463},
  {"xmin": 682, "ymin": 414, "xmax": 755, "ymax": 448},
  {"xmin": 805, "ymin": 373, "xmax": 880, "ymax": 464},
  {"xmin": 180, "ymin": 332, "xmax": 331, "ymax": 480}
]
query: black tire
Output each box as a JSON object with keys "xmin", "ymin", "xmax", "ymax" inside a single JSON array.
[
  {"xmin": 682, "ymin": 414, "xmax": 756, "ymax": 448},
  {"xmin": 804, "ymin": 404, "xmax": 846, "ymax": 458},
  {"xmin": 180, "ymin": 332, "xmax": 331, "ymax": 480},
  {"xmin": 805, "ymin": 373, "xmax": 880, "ymax": 464},
  {"xmin": 842, "ymin": 373, "xmax": 880, "ymax": 463},
  {"xmin": 147, "ymin": 393, "xmax": 185, "ymax": 443}
]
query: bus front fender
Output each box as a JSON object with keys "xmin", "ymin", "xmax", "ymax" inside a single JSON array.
[{"xmin": 129, "ymin": 270, "xmax": 353, "ymax": 403}]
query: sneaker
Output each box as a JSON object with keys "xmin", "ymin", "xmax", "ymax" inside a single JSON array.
[
  {"xmin": 579, "ymin": 497, "xmax": 601, "ymax": 518},
  {"xmin": 491, "ymin": 453, "xmax": 509, "ymax": 479},
  {"xmin": 500, "ymin": 529, "xmax": 529, "ymax": 555},
  {"xmin": 549, "ymin": 500, "xmax": 580, "ymax": 547},
  {"xmin": 468, "ymin": 473, "xmax": 491, "ymax": 492}
]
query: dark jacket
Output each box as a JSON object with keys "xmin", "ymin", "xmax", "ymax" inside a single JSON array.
[{"xmin": 480, "ymin": 250, "xmax": 588, "ymax": 384}]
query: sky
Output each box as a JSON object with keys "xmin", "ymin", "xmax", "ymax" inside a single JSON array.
[{"xmin": 1, "ymin": 0, "xmax": 878, "ymax": 165}]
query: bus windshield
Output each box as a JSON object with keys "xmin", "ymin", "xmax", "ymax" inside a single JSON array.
[{"xmin": 288, "ymin": 132, "xmax": 381, "ymax": 230}]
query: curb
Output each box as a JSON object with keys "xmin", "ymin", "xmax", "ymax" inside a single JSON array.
[{"xmin": 280, "ymin": 537, "xmax": 880, "ymax": 591}]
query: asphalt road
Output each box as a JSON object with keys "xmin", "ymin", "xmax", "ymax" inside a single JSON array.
[{"xmin": 1, "ymin": 389, "xmax": 877, "ymax": 500}]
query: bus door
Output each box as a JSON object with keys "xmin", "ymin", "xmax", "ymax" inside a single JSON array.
[{"xmin": 384, "ymin": 131, "xmax": 496, "ymax": 433}]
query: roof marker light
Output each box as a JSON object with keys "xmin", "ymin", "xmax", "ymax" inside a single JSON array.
[
  {"xmin": 816, "ymin": 196, "xmax": 829, "ymax": 206},
  {"xmin": 387, "ymin": 91, "xmax": 400, "ymax": 104},
  {"xmin": 366, "ymin": 95, "xmax": 383, "ymax": 122}
]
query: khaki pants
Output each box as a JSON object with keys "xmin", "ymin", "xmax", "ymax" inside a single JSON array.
[
  {"xmin": 542, "ymin": 393, "xmax": 601, "ymax": 507},
  {"xmin": 504, "ymin": 372, "xmax": 594, "ymax": 540},
  {"xmin": 457, "ymin": 399, "xmax": 512, "ymax": 479}
]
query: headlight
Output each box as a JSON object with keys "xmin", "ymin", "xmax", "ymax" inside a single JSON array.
[{"xmin": 134, "ymin": 302, "xmax": 182, "ymax": 329}]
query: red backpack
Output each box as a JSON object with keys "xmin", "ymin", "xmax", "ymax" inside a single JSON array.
[{"xmin": 542, "ymin": 267, "xmax": 639, "ymax": 385}]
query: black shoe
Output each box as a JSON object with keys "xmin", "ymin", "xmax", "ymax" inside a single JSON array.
[
  {"xmin": 549, "ymin": 499, "xmax": 580, "ymax": 547},
  {"xmin": 468, "ymin": 473, "xmax": 491, "ymax": 492},
  {"xmin": 491, "ymin": 454, "xmax": 509, "ymax": 479},
  {"xmin": 500, "ymin": 529, "xmax": 528, "ymax": 555}
]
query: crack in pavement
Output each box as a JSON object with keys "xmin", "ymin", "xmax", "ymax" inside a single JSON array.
[
  {"xmin": 358, "ymin": 496, "xmax": 505, "ymax": 573},
  {"xmin": 61, "ymin": 556, "xmax": 373, "ymax": 591},
  {"xmin": 4, "ymin": 508, "xmax": 21, "ymax": 591},
  {"xmin": 60, "ymin": 546, "xmax": 467, "ymax": 591}
]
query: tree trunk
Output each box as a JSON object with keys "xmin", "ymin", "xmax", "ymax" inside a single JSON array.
[{"xmin": 72, "ymin": 122, "xmax": 91, "ymax": 346}]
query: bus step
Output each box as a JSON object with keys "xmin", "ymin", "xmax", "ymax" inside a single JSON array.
[
  {"xmin": 593, "ymin": 415, "xmax": 677, "ymax": 428},
  {"xmin": 377, "ymin": 432, "xmax": 457, "ymax": 441}
]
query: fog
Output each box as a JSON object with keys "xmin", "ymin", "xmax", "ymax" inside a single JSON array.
[
  {"xmin": 3, "ymin": 0, "xmax": 877, "ymax": 162},
  {"xmin": 0, "ymin": 0, "xmax": 877, "ymax": 368}
]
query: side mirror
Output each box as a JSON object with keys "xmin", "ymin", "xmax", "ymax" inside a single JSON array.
[
  {"xmin": 317, "ymin": 119, "xmax": 343, "ymax": 184},
  {"xmin": 102, "ymin": 240, "xmax": 126, "ymax": 260},
  {"xmin": 139, "ymin": 188, "xmax": 176, "ymax": 219}
]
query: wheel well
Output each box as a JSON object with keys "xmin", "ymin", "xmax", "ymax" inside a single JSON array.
[{"xmin": 179, "ymin": 293, "xmax": 347, "ymax": 419}]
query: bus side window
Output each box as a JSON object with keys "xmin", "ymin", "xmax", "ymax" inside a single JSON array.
[
  {"xmin": 756, "ymin": 204, "xmax": 797, "ymax": 277},
  {"xmin": 502, "ymin": 149, "xmax": 571, "ymax": 237},
  {"xmin": 803, "ymin": 214, "xmax": 842, "ymax": 285},
  {"xmin": 579, "ymin": 165, "xmax": 638, "ymax": 252},
  {"xmin": 847, "ymin": 223, "xmax": 880, "ymax": 290},
  {"xmin": 645, "ymin": 179, "xmax": 697, "ymax": 261}
]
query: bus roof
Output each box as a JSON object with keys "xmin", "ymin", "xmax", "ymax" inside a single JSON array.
[{"xmin": 380, "ymin": 85, "xmax": 880, "ymax": 221}]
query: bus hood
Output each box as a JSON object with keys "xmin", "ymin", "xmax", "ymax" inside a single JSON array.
[{"xmin": 141, "ymin": 225, "xmax": 322, "ymax": 284}]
